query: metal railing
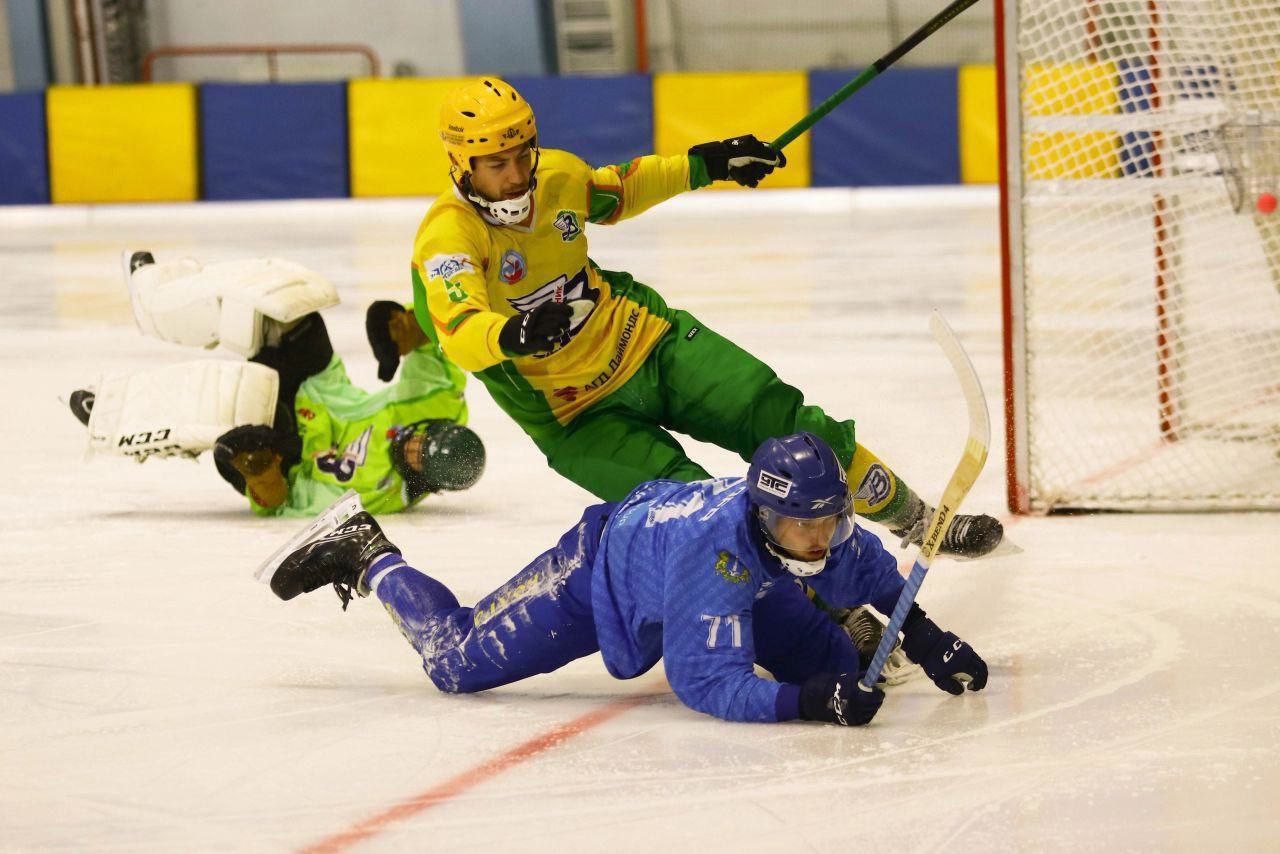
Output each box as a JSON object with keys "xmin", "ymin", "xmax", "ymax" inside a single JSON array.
[{"xmin": 141, "ymin": 43, "xmax": 380, "ymax": 82}]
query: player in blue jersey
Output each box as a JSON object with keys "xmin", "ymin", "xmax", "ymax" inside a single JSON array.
[{"xmin": 262, "ymin": 432, "xmax": 987, "ymax": 725}]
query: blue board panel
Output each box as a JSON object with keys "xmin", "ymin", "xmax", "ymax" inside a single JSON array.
[
  {"xmin": 0, "ymin": 92, "xmax": 49, "ymax": 204},
  {"xmin": 507, "ymin": 74, "xmax": 652, "ymax": 168},
  {"xmin": 200, "ymin": 82, "xmax": 348, "ymax": 201},
  {"xmin": 809, "ymin": 68, "xmax": 959, "ymax": 187}
]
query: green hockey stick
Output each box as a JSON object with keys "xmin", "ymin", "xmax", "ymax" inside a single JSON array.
[{"xmin": 771, "ymin": 0, "xmax": 986, "ymax": 151}]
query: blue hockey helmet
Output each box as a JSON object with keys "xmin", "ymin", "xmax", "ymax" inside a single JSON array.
[{"xmin": 747, "ymin": 432, "xmax": 855, "ymax": 576}]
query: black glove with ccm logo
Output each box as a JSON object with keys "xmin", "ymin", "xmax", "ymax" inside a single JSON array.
[
  {"xmin": 798, "ymin": 672, "xmax": 884, "ymax": 726},
  {"xmin": 498, "ymin": 301, "xmax": 573, "ymax": 356},
  {"xmin": 899, "ymin": 603, "xmax": 989, "ymax": 696},
  {"xmin": 688, "ymin": 134, "xmax": 787, "ymax": 188}
]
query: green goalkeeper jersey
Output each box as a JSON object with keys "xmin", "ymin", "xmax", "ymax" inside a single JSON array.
[{"xmin": 247, "ymin": 344, "xmax": 468, "ymax": 517}]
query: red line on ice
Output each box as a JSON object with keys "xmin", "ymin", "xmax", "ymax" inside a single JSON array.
[{"xmin": 301, "ymin": 695, "xmax": 645, "ymax": 853}]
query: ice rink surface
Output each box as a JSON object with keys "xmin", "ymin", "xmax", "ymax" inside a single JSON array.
[{"xmin": 2, "ymin": 188, "xmax": 1278, "ymax": 852}]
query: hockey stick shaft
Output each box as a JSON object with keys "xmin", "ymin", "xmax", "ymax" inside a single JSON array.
[
  {"xmin": 771, "ymin": 0, "xmax": 985, "ymax": 151},
  {"xmin": 861, "ymin": 312, "xmax": 990, "ymax": 690}
]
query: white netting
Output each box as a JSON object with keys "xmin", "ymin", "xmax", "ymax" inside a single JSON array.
[{"xmin": 1006, "ymin": 0, "xmax": 1280, "ymax": 510}]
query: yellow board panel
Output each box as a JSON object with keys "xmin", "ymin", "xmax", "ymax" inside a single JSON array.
[
  {"xmin": 1024, "ymin": 61, "xmax": 1119, "ymax": 180},
  {"xmin": 47, "ymin": 84, "xmax": 197, "ymax": 204},
  {"xmin": 349, "ymin": 77, "xmax": 478, "ymax": 197},
  {"xmin": 959, "ymin": 64, "xmax": 999, "ymax": 184},
  {"xmin": 654, "ymin": 72, "xmax": 809, "ymax": 189}
]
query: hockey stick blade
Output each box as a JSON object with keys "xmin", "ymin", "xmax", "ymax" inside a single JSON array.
[
  {"xmin": 860, "ymin": 310, "xmax": 990, "ymax": 690},
  {"xmin": 252, "ymin": 489, "xmax": 364, "ymax": 584}
]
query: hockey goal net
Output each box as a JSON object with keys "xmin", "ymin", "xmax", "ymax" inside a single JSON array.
[{"xmin": 998, "ymin": 0, "xmax": 1280, "ymax": 512}]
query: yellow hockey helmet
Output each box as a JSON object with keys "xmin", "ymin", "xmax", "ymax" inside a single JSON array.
[{"xmin": 439, "ymin": 78, "xmax": 537, "ymax": 174}]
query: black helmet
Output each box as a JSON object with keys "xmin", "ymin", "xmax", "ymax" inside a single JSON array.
[{"xmin": 391, "ymin": 420, "xmax": 486, "ymax": 497}]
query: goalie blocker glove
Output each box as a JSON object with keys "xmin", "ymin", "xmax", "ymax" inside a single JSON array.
[
  {"xmin": 498, "ymin": 301, "xmax": 573, "ymax": 356},
  {"xmin": 688, "ymin": 135, "xmax": 786, "ymax": 188},
  {"xmin": 899, "ymin": 604, "xmax": 989, "ymax": 696},
  {"xmin": 798, "ymin": 672, "xmax": 884, "ymax": 726}
]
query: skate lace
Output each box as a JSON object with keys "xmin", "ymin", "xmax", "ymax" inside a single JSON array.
[
  {"xmin": 942, "ymin": 515, "xmax": 974, "ymax": 550},
  {"xmin": 333, "ymin": 580, "xmax": 356, "ymax": 611},
  {"xmin": 842, "ymin": 608, "xmax": 883, "ymax": 654},
  {"xmin": 899, "ymin": 513, "xmax": 977, "ymax": 551},
  {"xmin": 896, "ymin": 515, "xmax": 926, "ymax": 550}
]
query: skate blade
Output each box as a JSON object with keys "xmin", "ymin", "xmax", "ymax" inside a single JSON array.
[
  {"xmin": 252, "ymin": 490, "xmax": 364, "ymax": 584},
  {"xmin": 946, "ymin": 535, "xmax": 1024, "ymax": 563}
]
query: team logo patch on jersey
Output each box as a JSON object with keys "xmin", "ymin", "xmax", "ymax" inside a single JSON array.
[
  {"xmin": 315, "ymin": 426, "xmax": 373, "ymax": 484},
  {"xmin": 756, "ymin": 470, "xmax": 792, "ymax": 498},
  {"xmin": 500, "ymin": 249, "xmax": 526, "ymax": 284},
  {"xmin": 714, "ymin": 551, "xmax": 749, "ymax": 585},
  {"xmin": 554, "ymin": 210, "xmax": 582, "ymax": 242},
  {"xmin": 855, "ymin": 463, "xmax": 892, "ymax": 507},
  {"xmin": 507, "ymin": 268, "xmax": 599, "ymax": 337},
  {"xmin": 425, "ymin": 253, "xmax": 475, "ymax": 281}
]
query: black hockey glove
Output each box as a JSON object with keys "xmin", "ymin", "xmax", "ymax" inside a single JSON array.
[
  {"xmin": 798, "ymin": 672, "xmax": 884, "ymax": 726},
  {"xmin": 688, "ymin": 134, "xmax": 786, "ymax": 187},
  {"xmin": 498, "ymin": 301, "xmax": 573, "ymax": 356},
  {"xmin": 900, "ymin": 604, "xmax": 988, "ymax": 696}
]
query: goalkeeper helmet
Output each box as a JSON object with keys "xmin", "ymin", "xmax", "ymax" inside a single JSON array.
[
  {"xmin": 391, "ymin": 420, "xmax": 486, "ymax": 498},
  {"xmin": 439, "ymin": 78, "xmax": 539, "ymax": 225},
  {"xmin": 747, "ymin": 432, "xmax": 855, "ymax": 577}
]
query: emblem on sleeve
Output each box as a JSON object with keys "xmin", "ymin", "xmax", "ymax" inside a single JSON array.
[
  {"xmin": 426, "ymin": 253, "xmax": 475, "ymax": 281},
  {"xmin": 553, "ymin": 210, "xmax": 582, "ymax": 242}
]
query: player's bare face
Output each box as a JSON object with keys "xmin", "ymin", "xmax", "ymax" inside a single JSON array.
[
  {"xmin": 771, "ymin": 513, "xmax": 841, "ymax": 562},
  {"xmin": 469, "ymin": 144, "xmax": 534, "ymax": 202},
  {"xmin": 404, "ymin": 434, "xmax": 426, "ymax": 472}
]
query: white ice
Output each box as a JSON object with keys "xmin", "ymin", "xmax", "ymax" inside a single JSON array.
[{"xmin": 2, "ymin": 189, "xmax": 1277, "ymax": 853}]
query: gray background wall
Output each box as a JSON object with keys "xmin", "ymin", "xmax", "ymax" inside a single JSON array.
[
  {"xmin": 144, "ymin": 0, "xmax": 466, "ymax": 81},
  {"xmin": 0, "ymin": 0, "xmax": 997, "ymax": 92}
]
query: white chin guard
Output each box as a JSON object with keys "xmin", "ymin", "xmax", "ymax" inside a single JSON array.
[
  {"xmin": 766, "ymin": 542, "xmax": 829, "ymax": 577},
  {"xmin": 471, "ymin": 187, "xmax": 533, "ymax": 225}
]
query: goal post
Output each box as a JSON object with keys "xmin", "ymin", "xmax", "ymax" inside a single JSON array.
[{"xmin": 998, "ymin": 0, "xmax": 1280, "ymax": 513}]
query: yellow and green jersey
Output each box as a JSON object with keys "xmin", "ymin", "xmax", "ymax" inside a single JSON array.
[{"xmin": 411, "ymin": 148, "xmax": 707, "ymax": 439}]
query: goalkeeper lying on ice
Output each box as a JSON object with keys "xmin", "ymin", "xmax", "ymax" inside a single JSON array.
[
  {"xmin": 260, "ymin": 432, "xmax": 987, "ymax": 725},
  {"xmin": 67, "ymin": 252, "xmax": 485, "ymax": 517}
]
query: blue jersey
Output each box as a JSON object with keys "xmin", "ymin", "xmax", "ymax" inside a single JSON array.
[{"xmin": 590, "ymin": 478, "xmax": 905, "ymax": 723}]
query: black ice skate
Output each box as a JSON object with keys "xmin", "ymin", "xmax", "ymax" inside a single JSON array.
[
  {"xmin": 254, "ymin": 491, "xmax": 400, "ymax": 609},
  {"xmin": 892, "ymin": 507, "xmax": 1004, "ymax": 559},
  {"xmin": 68, "ymin": 389, "xmax": 95, "ymax": 426},
  {"xmin": 840, "ymin": 605, "xmax": 920, "ymax": 686}
]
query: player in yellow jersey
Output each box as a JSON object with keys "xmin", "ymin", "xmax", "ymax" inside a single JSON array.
[{"xmin": 406, "ymin": 78, "xmax": 1002, "ymax": 558}]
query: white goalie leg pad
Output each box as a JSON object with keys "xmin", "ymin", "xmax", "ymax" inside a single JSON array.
[
  {"xmin": 87, "ymin": 360, "xmax": 280, "ymax": 460},
  {"xmin": 128, "ymin": 258, "xmax": 340, "ymax": 358},
  {"xmin": 207, "ymin": 259, "xmax": 340, "ymax": 357},
  {"xmin": 129, "ymin": 258, "xmax": 221, "ymax": 349}
]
